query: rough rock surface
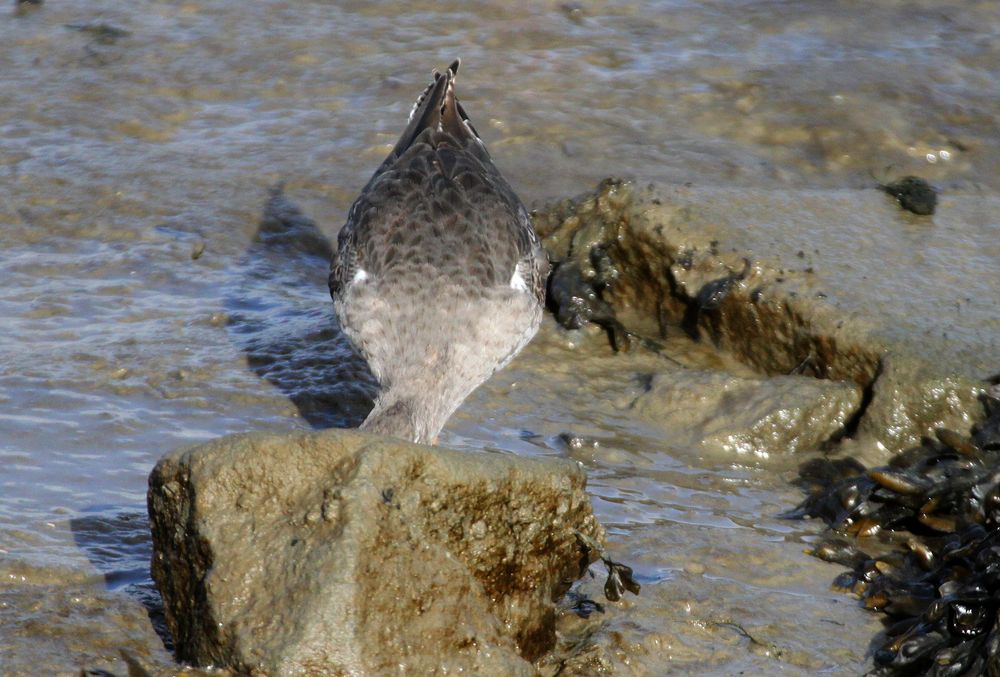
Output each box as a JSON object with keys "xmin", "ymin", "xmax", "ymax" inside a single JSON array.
[
  {"xmin": 148, "ymin": 430, "xmax": 603, "ymax": 676},
  {"xmin": 535, "ymin": 179, "xmax": 987, "ymax": 458},
  {"xmin": 631, "ymin": 369, "xmax": 862, "ymax": 457},
  {"xmin": 535, "ymin": 179, "xmax": 885, "ymax": 385},
  {"xmin": 856, "ymin": 356, "xmax": 985, "ymax": 454}
]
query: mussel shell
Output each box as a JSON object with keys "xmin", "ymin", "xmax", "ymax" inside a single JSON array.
[
  {"xmin": 928, "ymin": 467, "xmax": 985, "ymax": 499},
  {"xmin": 972, "ymin": 405, "xmax": 1000, "ymax": 452},
  {"xmin": 938, "ymin": 580, "xmax": 963, "ymax": 598},
  {"xmin": 812, "ymin": 537, "xmax": 868, "ymax": 568},
  {"xmin": 935, "ymin": 428, "xmax": 982, "ymax": 459},
  {"xmin": 948, "ymin": 597, "xmax": 994, "ymax": 637},
  {"xmin": 876, "ymin": 629, "xmax": 947, "ymax": 667},
  {"xmin": 883, "ymin": 591, "xmax": 934, "ymax": 619},
  {"xmin": 982, "ymin": 484, "xmax": 1000, "ymax": 525},
  {"xmin": 832, "ymin": 570, "xmax": 858, "ymax": 592},
  {"xmin": 924, "ymin": 598, "xmax": 948, "ymax": 623},
  {"xmin": 870, "ymin": 468, "xmax": 931, "ymax": 495},
  {"xmin": 604, "ymin": 568, "xmax": 624, "ymax": 602},
  {"xmin": 797, "ymin": 457, "xmax": 866, "ymax": 484},
  {"xmin": 888, "ymin": 445, "xmax": 931, "ymax": 469},
  {"xmin": 941, "ymin": 525, "xmax": 988, "ymax": 562},
  {"xmin": 839, "ymin": 483, "xmax": 862, "ymax": 511},
  {"xmin": 919, "ymin": 513, "xmax": 958, "ymax": 533},
  {"xmin": 871, "ymin": 504, "xmax": 916, "ymax": 530},
  {"xmin": 906, "ymin": 538, "xmax": 936, "ymax": 570},
  {"xmin": 975, "ymin": 545, "xmax": 1000, "ymax": 570},
  {"xmin": 929, "ymin": 639, "xmax": 985, "ymax": 677},
  {"xmin": 852, "ymin": 517, "xmax": 883, "ymax": 538}
]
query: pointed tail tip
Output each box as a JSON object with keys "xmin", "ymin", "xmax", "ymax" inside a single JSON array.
[
  {"xmin": 392, "ymin": 58, "xmax": 478, "ymax": 159},
  {"xmin": 431, "ymin": 59, "xmax": 460, "ymax": 83}
]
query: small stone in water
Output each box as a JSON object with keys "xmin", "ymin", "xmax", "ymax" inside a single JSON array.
[
  {"xmin": 558, "ymin": 432, "xmax": 598, "ymax": 450},
  {"xmin": 684, "ymin": 561, "xmax": 705, "ymax": 575},
  {"xmin": 879, "ymin": 176, "xmax": 937, "ymax": 216}
]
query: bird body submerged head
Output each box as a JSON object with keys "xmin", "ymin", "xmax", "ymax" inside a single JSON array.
[{"xmin": 329, "ymin": 60, "xmax": 548, "ymax": 445}]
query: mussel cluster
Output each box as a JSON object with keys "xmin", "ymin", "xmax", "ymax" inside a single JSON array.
[{"xmin": 788, "ymin": 394, "xmax": 1000, "ymax": 675}]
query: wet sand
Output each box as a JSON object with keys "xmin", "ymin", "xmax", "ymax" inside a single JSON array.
[{"xmin": 2, "ymin": 1, "xmax": 998, "ymax": 674}]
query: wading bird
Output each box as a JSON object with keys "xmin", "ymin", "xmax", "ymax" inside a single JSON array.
[{"xmin": 330, "ymin": 60, "xmax": 548, "ymax": 444}]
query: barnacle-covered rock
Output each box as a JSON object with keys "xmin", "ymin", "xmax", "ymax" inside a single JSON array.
[{"xmin": 148, "ymin": 429, "xmax": 604, "ymax": 675}]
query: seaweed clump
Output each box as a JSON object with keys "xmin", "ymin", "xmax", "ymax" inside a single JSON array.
[
  {"xmin": 787, "ymin": 393, "xmax": 1000, "ymax": 675},
  {"xmin": 576, "ymin": 531, "xmax": 641, "ymax": 602},
  {"xmin": 542, "ymin": 179, "xmax": 637, "ymax": 352}
]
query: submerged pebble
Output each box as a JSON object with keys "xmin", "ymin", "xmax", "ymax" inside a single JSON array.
[{"xmin": 64, "ymin": 23, "xmax": 132, "ymax": 45}]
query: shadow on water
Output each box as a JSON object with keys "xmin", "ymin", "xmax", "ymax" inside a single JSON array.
[
  {"xmin": 69, "ymin": 509, "xmax": 174, "ymax": 652},
  {"xmin": 225, "ymin": 185, "xmax": 376, "ymax": 429},
  {"xmin": 67, "ymin": 189, "xmax": 378, "ymax": 658}
]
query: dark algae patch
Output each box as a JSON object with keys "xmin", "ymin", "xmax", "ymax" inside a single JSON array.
[
  {"xmin": 878, "ymin": 176, "xmax": 938, "ymax": 216},
  {"xmin": 787, "ymin": 392, "xmax": 1000, "ymax": 675},
  {"xmin": 64, "ymin": 23, "xmax": 131, "ymax": 45},
  {"xmin": 683, "ymin": 257, "xmax": 752, "ymax": 342}
]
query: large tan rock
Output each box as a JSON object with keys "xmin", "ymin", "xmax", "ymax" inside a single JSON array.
[
  {"xmin": 631, "ymin": 369, "xmax": 862, "ymax": 457},
  {"xmin": 147, "ymin": 430, "xmax": 603, "ymax": 676}
]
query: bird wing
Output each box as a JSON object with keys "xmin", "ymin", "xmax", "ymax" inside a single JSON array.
[{"xmin": 330, "ymin": 61, "xmax": 547, "ymax": 303}]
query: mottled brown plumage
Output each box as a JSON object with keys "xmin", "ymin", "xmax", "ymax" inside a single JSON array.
[{"xmin": 329, "ymin": 60, "xmax": 548, "ymax": 443}]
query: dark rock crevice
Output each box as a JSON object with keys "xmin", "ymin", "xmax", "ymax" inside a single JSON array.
[{"xmin": 838, "ymin": 357, "xmax": 884, "ymax": 443}]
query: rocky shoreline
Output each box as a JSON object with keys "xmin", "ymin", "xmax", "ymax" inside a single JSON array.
[
  {"xmin": 132, "ymin": 180, "xmax": 996, "ymax": 675},
  {"xmin": 532, "ymin": 179, "xmax": 996, "ymax": 674},
  {"xmin": 537, "ymin": 179, "xmax": 986, "ymax": 462}
]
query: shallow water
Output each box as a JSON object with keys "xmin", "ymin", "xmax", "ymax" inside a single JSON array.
[{"xmin": 2, "ymin": 1, "xmax": 998, "ymax": 674}]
